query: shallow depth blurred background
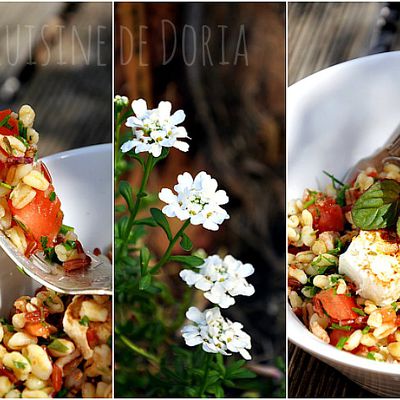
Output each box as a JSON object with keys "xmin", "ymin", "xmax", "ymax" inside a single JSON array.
[
  {"xmin": 115, "ymin": 2, "xmax": 285, "ymax": 397},
  {"xmin": 0, "ymin": 2, "xmax": 112, "ymax": 156},
  {"xmin": 289, "ymin": 2, "xmax": 400, "ymax": 398},
  {"xmin": 289, "ymin": 2, "xmax": 400, "ymax": 85}
]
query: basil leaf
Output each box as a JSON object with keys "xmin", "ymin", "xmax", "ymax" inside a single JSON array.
[{"xmin": 351, "ymin": 179, "xmax": 400, "ymax": 230}]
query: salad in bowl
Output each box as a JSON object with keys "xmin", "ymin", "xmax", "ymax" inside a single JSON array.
[
  {"xmin": 288, "ymin": 162, "xmax": 400, "ymax": 362},
  {"xmin": 0, "ymin": 105, "xmax": 92, "ymax": 271}
]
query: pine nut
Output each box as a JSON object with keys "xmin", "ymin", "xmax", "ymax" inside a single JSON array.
[
  {"xmin": 343, "ymin": 329, "xmax": 362, "ymax": 351},
  {"xmin": 10, "ymin": 183, "xmax": 36, "ymax": 209}
]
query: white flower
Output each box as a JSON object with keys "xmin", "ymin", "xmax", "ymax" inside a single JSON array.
[
  {"xmin": 121, "ymin": 99, "xmax": 189, "ymax": 157},
  {"xmin": 180, "ymin": 255, "xmax": 255, "ymax": 308},
  {"xmin": 181, "ymin": 306, "xmax": 252, "ymax": 360},
  {"xmin": 159, "ymin": 171, "xmax": 229, "ymax": 231},
  {"xmin": 114, "ymin": 94, "xmax": 129, "ymax": 107}
]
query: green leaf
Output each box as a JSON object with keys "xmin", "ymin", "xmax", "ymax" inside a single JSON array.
[
  {"xmin": 119, "ymin": 181, "xmax": 134, "ymax": 211},
  {"xmin": 397, "ymin": 216, "xmax": 400, "ymax": 237},
  {"xmin": 180, "ymin": 233, "xmax": 193, "ymax": 251},
  {"xmin": 48, "ymin": 339, "xmax": 69, "ymax": 353},
  {"xmin": 139, "ymin": 274, "xmax": 152, "ymax": 290},
  {"xmin": 79, "ymin": 316, "xmax": 90, "ymax": 327},
  {"xmin": 133, "ymin": 217, "xmax": 158, "ymax": 227},
  {"xmin": 169, "ymin": 255, "xmax": 204, "ymax": 267},
  {"xmin": 150, "ymin": 208, "xmax": 172, "ymax": 240},
  {"xmin": 140, "ymin": 247, "xmax": 150, "ymax": 275},
  {"xmin": 352, "ymin": 179, "xmax": 400, "ymax": 230},
  {"xmin": 115, "ymin": 204, "xmax": 126, "ymax": 213}
]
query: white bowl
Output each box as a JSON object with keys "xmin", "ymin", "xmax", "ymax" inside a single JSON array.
[
  {"xmin": 0, "ymin": 144, "xmax": 112, "ymax": 314},
  {"xmin": 288, "ymin": 52, "xmax": 400, "ymax": 396}
]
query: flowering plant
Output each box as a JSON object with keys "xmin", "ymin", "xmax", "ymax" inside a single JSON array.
[{"xmin": 115, "ymin": 97, "xmax": 268, "ymax": 397}]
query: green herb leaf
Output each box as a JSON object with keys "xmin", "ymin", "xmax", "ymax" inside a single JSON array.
[
  {"xmin": 330, "ymin": 323, "xmax": 352, "ymax": 331},
  {"xmin": 0, "ymin": 182, "xmax": 12, "ymax": 190},
  {"xmin": 48, "ymin": 339, "xmax": 69, "ymax": 353},
  {"xmin": 59, "ymin": 224, "xmax": 74, "ymax": 235},
  {"xmin": 150, "ymin": 208, "xmax": 172, "ymax": 240},
  {"xmin": 362, "ymin": 326, "xmax": 370, "ymax": 334},
  {"xmin": 139, "ymin": 274, "xmax": 152, "ymax": 290},
  {"xmin": 119, "ymin": 181, "xmax": 134, "ymax": 211},
  {"xmin": 352, "ymin": 307, "xmax": 366, "ymax": 316},
  {"xmin": 179, "ymin": 233, "xmax": 193, "ymax": 252},
  {"xmin": 351, "ymin": 179, "xmax": 400, "ymax": 230},
  {"xmin": 169, "ymin": 255, "xmax": 204, "ymax": 267},
  {"xmin": 336, "ymin": 335, "xmax": 348, "ymax": 350},
  {"xmin": 13, "ymin": 360, "xmax": 26, "ymax": 369},
  {"xmin": 79, "ymin": 316, "xmax": 90, "ymax": 327},
  {"xmin": 0, "ymin": 115, "xmax": 10, "ymax": 128},
  {"xmin": 49, "ymin": 191, "xmax": 56, "ymax": 202},
  {"xmin": 140, "ymin": 246, "xmax": 150, "ymax": 275},
  {"xmin": 367, "ymin": 352, "xmax": 376, "ymax": 360}
]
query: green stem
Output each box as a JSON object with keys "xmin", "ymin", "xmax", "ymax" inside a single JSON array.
[
  {"xmin": 117, "ymin": 155, "xmax": 153, "ymax": 261},
  {"xmin": 116, "ymin": 328, "xmax": 160, "ymax": 367},
  {"xmin": 150, "ymin": 219, "xmax": 190, "ymax": 274},
  {"xmin": 198, "ymin": 353, "xmax": 213, "ymax": 397}
]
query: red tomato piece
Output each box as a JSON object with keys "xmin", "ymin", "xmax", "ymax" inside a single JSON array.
[
  {"xmin": 314, "ymin": 289, "xmax": 359, "ymax": 321},
  {"xmin": 9, "ymin": 185, "xmax": 63, "ymax": 244},
  {"xmin": 0, "ymin": 110, "xmax": 19, "ymax": 136},
  {"xmin": 87, "ymin": 328, "xmax": 99, "ymax": 348},
  {"xmin": 24, "ymin": 322, "xmax": 52, "ymax": 338},
  {"xmin": 308, "ymin": 197, "xmax": 344, "ymax": 233},
  {"xmin": 51, "ymin": 364, "xmax": 63, "ymax": 393},
  {"xmin": 0, "ymin": 366, "xmax": 17, "ymax": 383},
  {"xmin": 329, "ymin": 329, "xmax": 354, "ymax": 347}
]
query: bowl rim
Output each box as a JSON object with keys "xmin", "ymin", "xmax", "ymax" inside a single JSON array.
[
  {"xmin": 288, "ymin": 52, "xmax": 400, "ymax": 375},
  {"xmin": 40, "ymin": 143, "xmax": 111, "ymax": 163}
]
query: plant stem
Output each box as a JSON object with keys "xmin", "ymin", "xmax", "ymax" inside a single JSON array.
[
  {"xmin": 198, "ymin": 353, "xmax": 213, "ymax": 397},
  {"xmin": 117, "ymin": 155, "xmax": 153, "ymax": 261},
  {"xmin": 116, "ymin": 328, "xmax": 160, "ymax": 367},
  {"xmin": 150, "ymin": 219, "xmax": 190, "ymax": 274}
]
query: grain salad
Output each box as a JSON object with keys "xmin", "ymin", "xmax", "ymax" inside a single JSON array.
[
  {"xmin": 0, "ymin": 289, "xmax": 111, "ymax": 397},
  {"xmin": 0, "ymin": 105, "xmax": 92, "ymax": 270},
  {"xmin": 288, "ymin": 163, "xmax": 400, "ymax": 362}
]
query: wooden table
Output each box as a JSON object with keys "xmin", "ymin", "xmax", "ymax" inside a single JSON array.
[{"xmin": 288, "ymin": 2, "xmax": 400, "ymax": 397}]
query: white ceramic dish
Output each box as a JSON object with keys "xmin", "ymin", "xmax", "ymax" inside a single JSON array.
[
  {"xmin": 288, "ymin": 51, "xmax": 400, "ymax": 397},
  {"xmin": 0, "ymin": 143, "xmax": 112, "ymax": 313}
]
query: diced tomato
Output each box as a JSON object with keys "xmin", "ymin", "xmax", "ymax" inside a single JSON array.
[
  {"xmin": 51, "ymin": 364, "xmax": 63, "ymax": 393},
  {"xmin": 0, "ymin": 366, "xmax": 17, "ymax": 383},
  {"xmin": 388, "ymin": 333, "xmax": 397, "ymax": 344},
  {"xmin": 87, "ymin": 327, "xmax": 99, "ymax": 348},
  {"xmin": 0, "ymin": 110, "xmax": 19, "ymax": 136},
  {"xmin": 308, "ymin": 197, "xmax": 344, "ymax": 232},
  {"xmin": 380, "ymin": 306, "xmax": 397, "ymax": 325},
  {"xmin": 351, "ymin": 344, "xmax": 369, "ymax": 356},
  {"xmin": 9, "ymin": 184, "xmax": 63, "ymax": 244},
  {"xmin": 24, "ymin": 322, "xmax": 52, "ymax": 338},
  {"xmin": 314, "ymin": 289, "xmax": 359, "ymax": 321},
  {"xmin": 329, "ymin": 328, "xmax": 353, "ymax": 347},
  {"xmin": 25, "ymin": 308, "xmax": 49, "ymax": 323}
]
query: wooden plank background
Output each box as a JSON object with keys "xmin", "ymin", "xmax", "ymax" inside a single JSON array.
[{"xmin": 288, "ymin": 2, "xmax": 400, "ymax": 397}]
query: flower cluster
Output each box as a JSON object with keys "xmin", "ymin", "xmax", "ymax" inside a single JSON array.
[
  {"xmin": 181, "ymin": 307, "xmax": 252, "ymax": 360},
  {"xmin": 180, "ymin": 255, "xmax": 255, "ymax": 308},
  {"xmin": 121, "ymin": 99, "xmax": 189, "ymax": 157},
  {"xmin": 159, "ymin": 171, "xmax": 229, "ymax": 231}
]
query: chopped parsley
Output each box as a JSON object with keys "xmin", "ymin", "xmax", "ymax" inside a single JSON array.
[
  {"xmin": 49, "ymin": 191, "xmax": 56, "ymax": 202},
  {"xmin": 63, "ymin": 240, "xmax": 76, "ymax": 251},
  {"xmin": 322, "ymin": 170, "xmax": 349, "ymax": 207},
  {"xmin": 352, "ymin": 307, "xmax": 366, "ymax": 316},
  {"xmin": 13, "ymin": 360, "xmax": 26, "ymax": 370},
  {"xmin": 392, "ymin": 302, "xmax": 398, "ymax": 311},
  {"xmin": 15, "ymin": 135, "xmax": 29, "ymax": 148},
  {"xmin": 48, "ymin": 339, "xmax": 68, "ymax": 353},
  {"xmin": 330, "ymin": 323, "xmax": 352, "ymax": 331},
  {"xmin": 328, "ymin": 239, "xmax": 345, "ymax": 256},
  {"xmin": 335, "ymin": 336, "xmax": 348, "ymax": 350},
  {"xmin": 362, "ymin": 326, "xmax": 371, "ymax": 334},
  {"xmin": 0, "ymin": 182, "xmax": 12, "ymax": 190},
  {"xmin": 59, "ymin": 224, "xmax": 74, "ymax": 235},
  {"xmin": 40, "ymin": 236, "xmax": 57, "ymax": 263},
  {"xmin": 79, "ymin": 316, "xmax": 90, "ymax": 327},
  {"xmin": 367, "ymin": 352, "xmax": 376, "ymax": 360}
]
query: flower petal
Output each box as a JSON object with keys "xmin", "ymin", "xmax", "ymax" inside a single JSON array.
[
  {"xmin": 170, "ymin": 109, "xmax": 186, "ymax": 125},
  {"xmin": 132, "ymin": 99, "xmax": 148, "ymax": 118},
  {"xmin": 186, "ymin": 307, "xmax": 204, "ymax": 324},
  {"xmin": 120, "ymin": 140, "xmax": 135, "ymax": 153}
]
